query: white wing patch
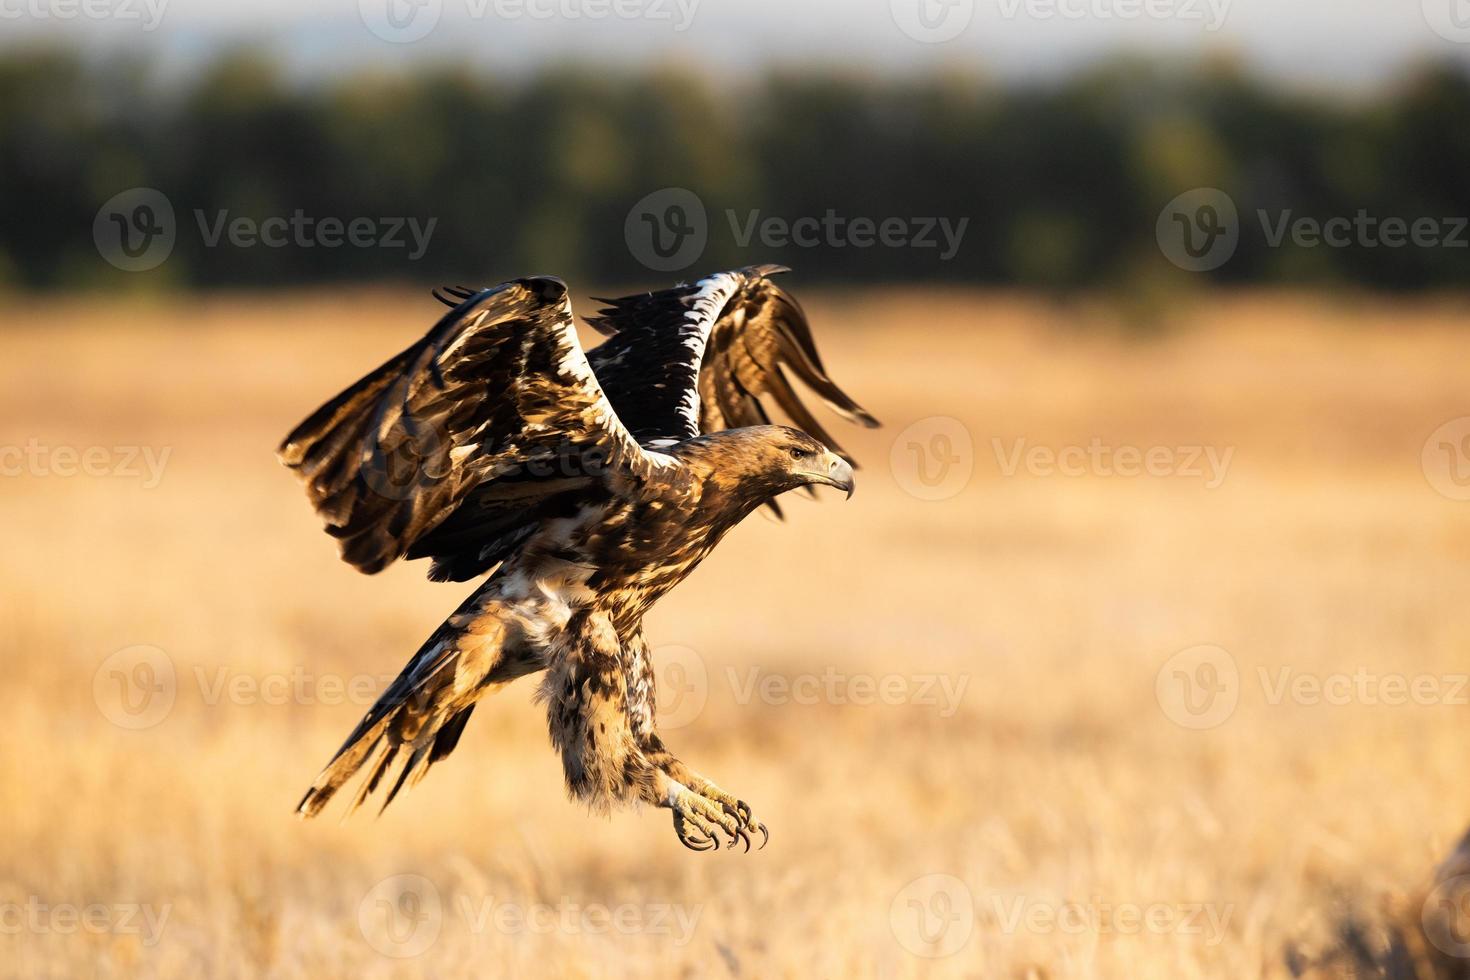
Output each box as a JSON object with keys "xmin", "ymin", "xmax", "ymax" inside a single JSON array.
[{"xmin": 674, "ymin": 272, "xmax": 743, "ymax": 436}]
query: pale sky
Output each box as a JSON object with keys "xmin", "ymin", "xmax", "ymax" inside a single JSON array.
[{"xmin": 2, "ymin": 0, "xmax": 1467, "ymax": 88}]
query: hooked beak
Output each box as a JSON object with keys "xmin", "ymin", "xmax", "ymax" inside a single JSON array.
[{"xmin": 798, "ymin": 451, "xmax": 855, "ymax": 499}]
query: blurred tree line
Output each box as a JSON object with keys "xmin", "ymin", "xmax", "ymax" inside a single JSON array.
[{"xmin": 1, "ymin": 47, "xmax": 1468, "ymax": 291}]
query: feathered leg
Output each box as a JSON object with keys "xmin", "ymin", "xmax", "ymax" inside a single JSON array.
[
  {"xmin": 538, "ymin": 610, "xmax": 754, "ymax": 851},
  {"xmin": 625, "ymin": 629, "xmax": 767, "ymax": 851}
]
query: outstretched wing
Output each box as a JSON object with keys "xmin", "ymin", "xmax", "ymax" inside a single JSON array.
[
  {"xmin": 278, "ymin": 277, "xmax": 663, "ymax": 579},
  {"xmin": 582, "ymin": 265, "xmax": 878, "ymax": 458},
  {"xmin": 433, "ymin": 266, "xmax": 878, "ymax": 460}
]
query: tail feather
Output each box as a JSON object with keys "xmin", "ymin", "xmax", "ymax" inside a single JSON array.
[{"xmin": 294, "ymin": 589, "xmax": 540, "ymax": 820}]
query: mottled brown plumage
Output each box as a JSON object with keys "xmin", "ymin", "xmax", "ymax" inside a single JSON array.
[{"xmin": 280, "ymin": 266, "xmax": 876, "ymax": 851}]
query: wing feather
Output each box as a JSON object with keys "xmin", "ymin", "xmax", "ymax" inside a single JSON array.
[
  {"xmin": 579, "ymin": 264, "xmax": 879, "ymax": 457},
  {"xmin": 279, "ymin": 277, "xmax": 659, "ymax": 577}
]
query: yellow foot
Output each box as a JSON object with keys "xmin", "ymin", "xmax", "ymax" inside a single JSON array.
[{"xmin": 667, "ymin": 782, "xmax": 767, "ymax": 852}]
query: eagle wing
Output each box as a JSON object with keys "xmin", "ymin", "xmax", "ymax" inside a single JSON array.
[
  {"xmin": 432, "ymin": 264, "xmax": 877, "ymax": 475},
  {"xmin": 278, "ymin": 277, "xmax": 662, "ymax": 579},
  {"xmin": 583, "ymin": 264, "xmax": 878, "ymax": 453}
]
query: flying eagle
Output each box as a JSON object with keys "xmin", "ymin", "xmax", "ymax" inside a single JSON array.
[{"xmin": 279, "ymin": 265, "xmax": 877, "ymax": 851}]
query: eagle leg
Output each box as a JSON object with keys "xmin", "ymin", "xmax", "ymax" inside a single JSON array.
[{"xmin": 619, "ymin": 633, "xmax": 768, "ymax": 851}]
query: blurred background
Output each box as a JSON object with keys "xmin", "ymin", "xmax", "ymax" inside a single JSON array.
[{"xmin": 5, "ymin": 2, "xmax": 1470, "ymax": 978}]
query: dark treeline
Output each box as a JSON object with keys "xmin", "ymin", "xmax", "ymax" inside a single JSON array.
[{"xmin": 3, "ymin": 47, "xmax": 1469, "ymax": 291}]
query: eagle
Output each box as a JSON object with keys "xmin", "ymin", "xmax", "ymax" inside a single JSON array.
[{"xmin": 278, "ymin": 265, "xmax": 877, "ymax": 851}]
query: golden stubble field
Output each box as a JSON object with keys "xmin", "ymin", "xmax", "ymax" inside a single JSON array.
[{"xmin": 3, "ymin": 287, "xmax": 1470, "ymax": 978}]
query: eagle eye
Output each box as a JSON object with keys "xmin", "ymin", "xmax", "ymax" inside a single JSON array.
[{"xmin": 789, "ymin": 447, "xmax": 807, "ymax": 460}]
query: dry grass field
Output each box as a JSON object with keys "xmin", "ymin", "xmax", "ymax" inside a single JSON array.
[{"xmin": 4, "ymin": 287, "xmax": 1470, "ymax": 978}]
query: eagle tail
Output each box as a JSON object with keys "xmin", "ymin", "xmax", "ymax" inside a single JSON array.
[
  {"xmin": 296, "ymin": 586, "xmax": 537, "ymax": 819},
  {"xmin": 295, "ymin": 698, "xmax": 476, "ymax": 820}
]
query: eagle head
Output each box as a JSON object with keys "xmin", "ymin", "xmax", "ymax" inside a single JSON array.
[{"xmin": 704, "ymin": 425, "xmax": 855, "ymax": 502}]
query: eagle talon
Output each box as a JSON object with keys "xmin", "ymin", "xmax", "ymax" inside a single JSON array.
[
  {"xmin": 717, "ymin": 803, "xmax": 753, "ymax": 852},
  {"xmin": 674, "ymin": 812, "xmax": 719, "ymax": 851}
]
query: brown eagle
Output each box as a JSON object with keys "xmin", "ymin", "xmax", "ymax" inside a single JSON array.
[{"xmin": 279, "ymin": 265, "xmax": 877, "ymax": 851}]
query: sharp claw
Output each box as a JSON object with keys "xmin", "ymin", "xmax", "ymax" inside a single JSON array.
[
  {"xmin": 756, "ymin": 822, "xmax": 769, "ymax": 849},
  {"xmin": 675, "ymin": 813, "xmax": 720, "ymax": 852},
  {"xmin": 736, "ymin": 800, "xmax": 752, "ymax": 824}
]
